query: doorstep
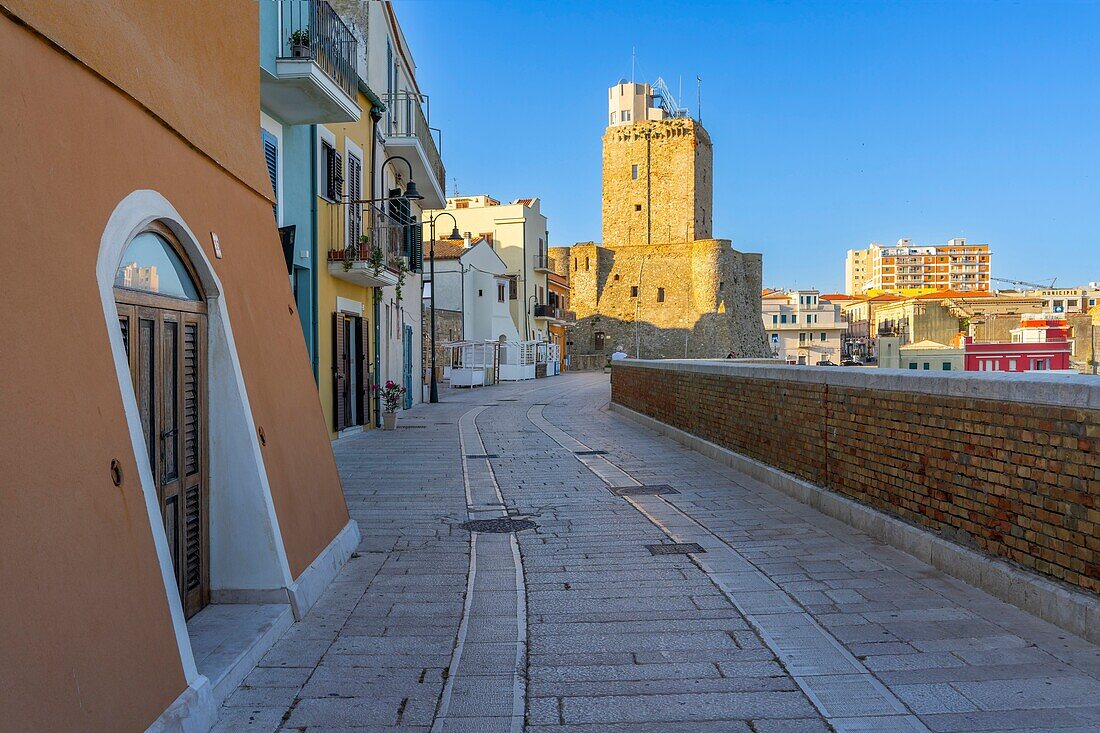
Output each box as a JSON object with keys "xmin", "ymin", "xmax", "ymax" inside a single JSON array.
[{"xmin": 187, "ymin": 603, "xmax": 294, "ymax": 704}]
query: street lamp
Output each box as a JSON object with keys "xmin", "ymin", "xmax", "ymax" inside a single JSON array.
[
  {"xmin": 380, "ymin": 155, "xmax": 422, "ymax": 202},
  {"xmin": 529, "ymin": 294, "xmax": 539, "ymax": 340},
  {"xmin": 425, "ymin": 211, "xmax": 461, "ymax": 403}
]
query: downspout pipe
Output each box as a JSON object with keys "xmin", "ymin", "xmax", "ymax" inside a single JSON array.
[{"xmin": 310, "ymin": 125, "xmax": 320, "ymax": 381}]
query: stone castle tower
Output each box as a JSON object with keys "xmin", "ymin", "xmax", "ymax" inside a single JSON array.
[{"xmin": 556, "ymin": 81, "xmax": 769, "ymax": 364}]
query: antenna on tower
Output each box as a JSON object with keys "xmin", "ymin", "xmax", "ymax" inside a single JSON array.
[
  {"xmin": 631, "ymin": 46, "xmax": 636, "ymax": 83},
  {"xmin": 697, "ymin": 76, "xmax": 702, "ymax": 122}
]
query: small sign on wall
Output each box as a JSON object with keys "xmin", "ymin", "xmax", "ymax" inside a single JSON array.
[{"xmin": 211, "ymin": 232, "xmax": 222, "ymax": 259}]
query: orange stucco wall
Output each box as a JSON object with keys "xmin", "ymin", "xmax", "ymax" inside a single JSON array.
[
  {"xmin": 0, "ymin": 8, "xmax": 350, "ymax": 731},
  {"xmin": 1, "ymin": 0, "xmax": 273, "ymax": 199}
]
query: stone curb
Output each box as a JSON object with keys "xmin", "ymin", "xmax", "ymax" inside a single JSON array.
[{"xmin": 609, "ymin": 401, "xmax": 1100, "ymax": 646}]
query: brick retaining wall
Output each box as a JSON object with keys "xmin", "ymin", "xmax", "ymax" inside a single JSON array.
[{"xmin": 612, "ymin": 361, "xmax": 1100, "ymax": 595}]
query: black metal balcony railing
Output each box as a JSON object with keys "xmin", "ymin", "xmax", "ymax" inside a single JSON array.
[
  {"xmin": 277, "ymin": 0, "xmax": 357, "ymax": 100},
  {"xmin": 327, "ymin": 201, "xmax": 410, "ymax": 272},
  {"xmin": 381, "ymin": 91, "xmax": 445, "ymax": 193},
  {"xmin": 533, "ymin": 253, "xmax": 550, "ymax": 270}
]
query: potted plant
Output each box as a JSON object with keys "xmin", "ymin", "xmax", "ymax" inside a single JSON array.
[
  {"xmin": 367, "ymin": 239, "xmax": 384, "ymax": 277},
  {"xmin": 373, "ymin": 380, "xmax": 406, "ymax": 430},
  {"xmin": 342, "ymin": 240, "xmax": 358, "ymax": 271},
  {"xmin": 392, "ymin": 258, "xmax": 408, "ymax": 302},
  {"xmin": 289, "ymin": 29, "xmax": 311, "ymax": 57}
]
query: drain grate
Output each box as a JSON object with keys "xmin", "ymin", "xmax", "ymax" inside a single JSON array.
[
  {"xmin": 645, "ymin": 542, "xmax": 705, "ymax": 556},
  {"xmin": 610, "ymin": 485, "xmax": 679, "ymax": 496},
  {"xmin": 465, "ymin": 453, "xmax": 499, "ymax": 459},
  {"xmin": 574, "ymin": 450, "xmax": 607, "ymax": 456},
  {"xmin": 461, "ymin": 518, "xmax": 537, "ymax": 533},
  {"xmin": 397, "ymin": 425, "xmax": 427, "ymax": 429}
]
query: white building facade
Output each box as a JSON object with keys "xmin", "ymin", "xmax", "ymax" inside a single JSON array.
[{"xmin": 762, "ymin": 289, "xmax": 847, "ymax": 365}]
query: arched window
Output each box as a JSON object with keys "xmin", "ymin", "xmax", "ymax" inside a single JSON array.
[{"xmin": 114, "ymin": 230, "xmax": 202, "ymax": 301}]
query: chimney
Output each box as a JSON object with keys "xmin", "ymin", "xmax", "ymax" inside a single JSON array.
[{"xmin": 463, "ymin": 232, "xmax": 471, "ymax": 248}]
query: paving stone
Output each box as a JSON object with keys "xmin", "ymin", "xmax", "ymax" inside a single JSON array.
[{"xmin": 212, "ymin": 374, "xmax": 1100, "ymax": 732}]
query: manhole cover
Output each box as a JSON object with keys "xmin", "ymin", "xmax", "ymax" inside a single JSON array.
[
  {"xmin": 574, "ymin": 450, "xmax": 607, "ymax": 455},
  {"xmin": 610, "ymin": 485, "xmax": 679, "ymax": 496},
  {"xmin": 461, "ymin": 518, "xmax": 537, "ymax": 533},
  {"xmin": 646, "ymin": 542, "xmax": 705, "ymax": 555},
  {"xmin": 465, "ymin": 453, "xmax": 499, "ymax": 459}
]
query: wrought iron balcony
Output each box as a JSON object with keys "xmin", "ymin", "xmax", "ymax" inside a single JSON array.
[
  {"xmin": 262, "ymin": 0, "xmax": 359, "ymax": 124},
  {"xmin": 327, "ymin": 201, "xmax": 415, "ymax": 288},
  {"xmin": 381, "ymin": 91, "xmax": 445, "ymax": 204}
]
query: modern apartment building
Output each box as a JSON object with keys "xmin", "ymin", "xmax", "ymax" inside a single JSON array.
[
  {"xmin": 761, "ymin": 289, "xmax": 847, "ymax": 364},
  {"xmin": 423, "ymin": 195, "xmax": 552, "ymax": 342},
  {"xmin": 846, "ymin": 238, "xmax": 992, "ymax": 295}
]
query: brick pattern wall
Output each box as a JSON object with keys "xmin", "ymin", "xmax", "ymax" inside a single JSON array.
[{"xmin": 613, "ymin": 364, "xmax": 1100, "ymax": 594}]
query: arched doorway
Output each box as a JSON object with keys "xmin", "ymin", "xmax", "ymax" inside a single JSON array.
[{"xmin": 114, "ymin": 222, "xmax": 208, "ymax": 618}]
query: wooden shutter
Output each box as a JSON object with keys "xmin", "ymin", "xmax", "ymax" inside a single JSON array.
[
  {"xmin": 347, "ymin": 153, "xmax": 362, "ymax": 247},
  {"xmin": 356, "ymin": 315, "xmax": 370, "ymax": 426},
  {"xmin": 409, "ymin": 217, "xmax": 423, "ymax": 273},
  {"xmin": 332, "ymin": 312, "xmax": 347, "ymax": 431},
  {"xmin": 262, "ymin": 130, "xmax": 278, "ymax": 220},
  {"xmin": 180, "ymin": 315, "xmax": 207, "ymax": 615}
]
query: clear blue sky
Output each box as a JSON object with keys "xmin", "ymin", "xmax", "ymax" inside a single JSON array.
[{"xmin": 396, "ymin": 1, "xmax": 1100, "ymax": 293}]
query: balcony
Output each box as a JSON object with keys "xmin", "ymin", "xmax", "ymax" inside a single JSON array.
[
  {"xmin": 327, "ymin": 202, "xmax": 410, "ymax": 288},
  {"xmin": 261, "ymin": 0, "xmax": 359, "ymax": 125},
  {"xmin": 533, "ymin": 254, "xmax": 553, "ymax": 273},
  {"xmin": 381, "ymin": 92, "xmax": 446, "ymax": 209}
]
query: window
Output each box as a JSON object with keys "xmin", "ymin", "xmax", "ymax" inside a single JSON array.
[
  {"xmin": 1008, "ymin": 359, "xmax": 1017, "ymax": 371},
  {"xmin": 656, "ymin": 288, "xmax": 665, "ymax": 302},
  {"xmin": 321, "ymin": 140, "xmax": 342, "ymax": 202},
  {"xmin": 719, "ymin": 281, "xmax": 724, "ymax": 291},
  {"xmin": 574, "ymin": 257, "xmax": 578, "ymax": 271},
  {"xmin": 1033, "ymin": 358, "xmax": 1049, "ymax": 370},
  {"xmin": 478, "ymin": 289, "xmax": 483, "ymax": 298},
  {"xmin": 781, "ymin": 314, "xmax": 788, "ymax": 324},
  {"xmin": 613, "ymin": 273, "xmax": 620, "ymax": 281},
  {"xmin": 772, "ymin": 315, "xmax": 778, "ymax": 324},
  {"xmin": 923, "ymin": 363, "xmax": 930, "ymax": 370},
  {"xmin": 346, "ymin": 151, "xmax": 362, "ymax": 247},
  {"xmin": 114, "ymin": 231, "xmax": 201, "ymax": 300},
  {"xmin": 609, "ymin": 112, "xmax": 616, "ymax": 125},
  {"xmin": 455, "ymin": 200, "xmax": 469, "ymax": 209},
  {"xmin": 498, "ymin": 284, "xmax": 506, "ymax": 302},
  {"xmin": 792, "ymin": 315, "xmax": 798, "ymax": 323},
  {"xmin": 509, "ymin": 279, "xmax": 518, "ymax": 299},
  {"xmin": 908, "ymin": 363, "xmax": 918, "ymax": 369},
  {"xmin": 799, "ymin": 333, "xmax": 806, "ymax": 343},
  {"xmin": 261, "ymin": 129, "xmax": 279, "ymax": 221},
  {"xmin": 630, "ymin": 286, "xmax": 639, "ymax": 297},
  {"xmin": 585, "ymin": 257, "xmax": 590, "ymax": 271},
  {"xmin": 631, "ymin": 164, "xmax": 639, "ymax": 180},
  {"xmin": 634, "ymin": 204, "xmax": 642, "ymax": 212},
  {"xmin": 820, "ymin": 333, "xmax": 827, "ymax": 342},
  {"xmin": 942, "ymin": 362, "xmax": 952, "ymax": 371},
  {"xmin": 622, "ymin": 110, "xmax": 632, "ymax": 122}
]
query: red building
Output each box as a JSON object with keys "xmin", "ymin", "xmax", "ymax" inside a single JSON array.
[{"xmin": 963, "ymin": 314, "xmax": 1072, "ymax": 372}]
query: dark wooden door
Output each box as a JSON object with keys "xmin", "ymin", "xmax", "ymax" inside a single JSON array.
[{"xmin": 117, "ymin": 298, "xmax": 209, "ymax": 619}]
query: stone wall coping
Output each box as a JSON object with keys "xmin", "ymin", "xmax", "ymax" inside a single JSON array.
[{"xmin": 614, "ymin": 359, "xmax": 1100, "ymax": 410}]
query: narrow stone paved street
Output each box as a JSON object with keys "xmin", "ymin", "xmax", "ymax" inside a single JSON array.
[{"xmin": 216, "ymin": 372, "xmax": 1100, "ymax": 733}]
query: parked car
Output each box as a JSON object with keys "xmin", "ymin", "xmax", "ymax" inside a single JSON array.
[
  {"xmin": 816, "ymin": 359, "xmax": 838, "ymax": 366},
  {"xmin": 841, "ymin": 359, "xmax": 861, "ymax": 366}
]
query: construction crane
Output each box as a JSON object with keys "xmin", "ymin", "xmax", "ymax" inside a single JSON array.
[{"xmin": 990, "ymin": 276, "xmax": 1057, "ymax": 290}]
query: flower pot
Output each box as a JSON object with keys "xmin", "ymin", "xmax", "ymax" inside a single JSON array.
[
  {"xmin": 382, "ymin": 411, "xmax": 397, "ymax": 431},
  {"xmin": 291, "ymin": 43, "xmax": 310, "ymax": 58}
]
